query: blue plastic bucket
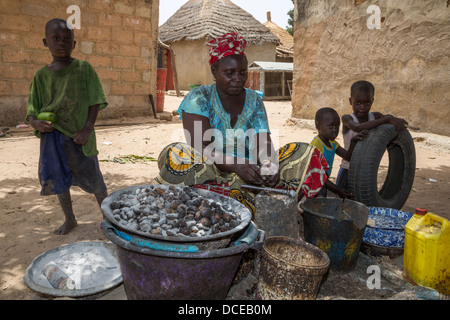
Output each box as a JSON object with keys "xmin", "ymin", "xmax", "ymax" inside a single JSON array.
[{"xmin": 300, "ymin": 198, "xmax": 369, "ymax": 271}]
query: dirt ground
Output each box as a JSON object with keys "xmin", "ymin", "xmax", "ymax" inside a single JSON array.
[{"xmin": 1, "ymin": 93, "xmax": 449, "ymax": 300}]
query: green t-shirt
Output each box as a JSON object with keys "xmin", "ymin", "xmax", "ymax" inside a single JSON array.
[{"xmin": 26, "ymin": 59, "xmax": 108, "ymax": 156}]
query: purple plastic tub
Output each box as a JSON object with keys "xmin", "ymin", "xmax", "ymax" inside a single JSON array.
[{"xmin": 103, "ymin": 222, "xmax": 263, "ymax": 300}]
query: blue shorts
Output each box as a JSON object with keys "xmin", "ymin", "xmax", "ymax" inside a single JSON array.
[{"xmin": 39, "ymin": 130, "xmax": 107, "ymax": 195}]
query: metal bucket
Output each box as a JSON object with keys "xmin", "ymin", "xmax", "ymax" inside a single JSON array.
[
  {"xmin": 257, "ymin": 236, "xmax": 329, "ymax": 300},
  {"xmin": 300, "ymin": 198, "xmax": 369, "ymax": 271},
  {"xmin": 103, "ymin": 222, "xmax": 264, "ymax": 300}
]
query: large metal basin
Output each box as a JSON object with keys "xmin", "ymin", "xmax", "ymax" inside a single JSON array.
[{"xmin": 101, "ymin": 184, "xmax": 252, "ymax": 250}]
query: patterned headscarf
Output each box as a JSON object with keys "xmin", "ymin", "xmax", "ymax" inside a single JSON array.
[{"xmin": 206, "ymin": 32, "xmax": 247, "ymax": 66}]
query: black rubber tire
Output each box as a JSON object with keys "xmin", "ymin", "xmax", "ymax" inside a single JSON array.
[{"xmin": 348, "ymin": 124, "xmax": 416, "ymax": 209}]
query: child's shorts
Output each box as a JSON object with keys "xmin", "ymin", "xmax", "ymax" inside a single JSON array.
[
  {"xmin": 39, "ymin": 130, "xmax": 107, "ymax": 196},
  {"xmin": 336, "ymin": 168, "xmax": 349, "ymax": 191}
]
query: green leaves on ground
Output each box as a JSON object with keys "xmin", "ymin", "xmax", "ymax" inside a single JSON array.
[{"xmin": 100, "ymin": 154, "xmax": 157, "ymax": 164}]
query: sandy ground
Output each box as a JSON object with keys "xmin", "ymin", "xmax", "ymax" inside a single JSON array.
[{"xmin": 1, "ymin": 93, "xmax": 449, "ymax": 300}]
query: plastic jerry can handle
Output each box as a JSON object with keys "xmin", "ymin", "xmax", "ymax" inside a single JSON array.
[
  {"xmin": 427, "ymin": 212, "xmax": 448, "ymax": 224},
  {"xmin": 422, "ymin": 212, "xmax": 447, "ymax": 235}
]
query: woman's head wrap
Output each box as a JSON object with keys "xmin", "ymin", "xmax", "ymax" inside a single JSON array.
[{"xmin": 206, "ymin": 32, "xmax": 247, "ymax": 66}]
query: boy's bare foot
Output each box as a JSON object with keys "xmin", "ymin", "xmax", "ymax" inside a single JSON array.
[{"xmin": 54, "ymin": 219, "xmax": 77, "ymax": 235}]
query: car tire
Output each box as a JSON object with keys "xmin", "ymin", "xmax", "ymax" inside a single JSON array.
[{"xmin": 348, "ymin": 124, "xmax": 416, "ymax": 209}]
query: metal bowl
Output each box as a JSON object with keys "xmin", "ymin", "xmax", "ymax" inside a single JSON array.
[
  {"xmin": 23, "ymin": 241, "xmax": 122, "ymax": 299},
  {"xmin": 101, "ymin": 184, "xmax": 252, "ymax": 250},
  {"xmin": 363, "ymin": 207, "xmax": 413, "ymax": 248},
  {"xmin": 360, "ymin": 242, "xmax": 404, "ymax": 259}
]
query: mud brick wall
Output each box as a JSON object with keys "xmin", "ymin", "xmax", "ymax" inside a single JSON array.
[
  {"xmin": 0, "ymin": 0, "xmax": 159, "ymax": 125},
  {"xmin": 292, "ymin": 0, "xmax": 450, "ymax": 136}
]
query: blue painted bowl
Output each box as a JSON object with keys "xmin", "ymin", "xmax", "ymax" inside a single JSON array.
[{"xmin": 363, "ymin": 207, "xmax": 413, "ymax": 248}]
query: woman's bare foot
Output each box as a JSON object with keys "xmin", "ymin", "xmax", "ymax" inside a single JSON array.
[{"xmin": 54, "ymin": 219, "xmax": 77, "ymax": 235}]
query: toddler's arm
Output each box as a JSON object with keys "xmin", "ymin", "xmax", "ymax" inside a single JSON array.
[
  {"xmin": 325, "ymin": 180, "xmax": 354, "ymax": 199},
  {"xmin": 336, "ymin": 130, "xmax": 369, "ymax": 161}
]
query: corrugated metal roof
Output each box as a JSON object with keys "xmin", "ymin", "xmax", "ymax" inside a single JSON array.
[{"xmin": 248, "ymin": 61, "xmax": 293, "ymax": 71}]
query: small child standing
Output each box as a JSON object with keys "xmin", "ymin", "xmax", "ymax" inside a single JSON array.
[
  {"xmin": 310, "ymin": 107, "xmax": 368, "ymax": 198},
  {"xmin": 336, "ymin": 80, "xmax": 408, "ymax": 190},
  {"xmin": 26, "ymin": 18, "xmax": 108, "ymax": 235}
]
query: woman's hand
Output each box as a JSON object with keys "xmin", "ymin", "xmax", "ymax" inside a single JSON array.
[
  {"xmin": 30, "ymin": 119, "xmax": 55, "ymax": 133},
  {"xmin": 260, "ymin": 160, "xmax": 280, "ymax": 187},
  {"xmin": 235, "ymin": 163, "xmax": 264, "ymax": 185}
]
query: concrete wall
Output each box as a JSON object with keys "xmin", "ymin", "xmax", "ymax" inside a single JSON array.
[
  {"xmin": 171, "ymin": 38, "xmax": 277, "ymax": 90},
  {"xmin": 292, "ymin": 0, "xmax": 450, "ymax": 136},
  {"xmin": 0, "ymin": 0, "xmax": 159, "ymax": 126},
  {"xmin": 171, "ymin": 39, "xmax": 210, "ymax": 90}
]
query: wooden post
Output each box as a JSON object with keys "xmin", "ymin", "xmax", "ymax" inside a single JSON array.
[
  {"xmin": 159, "ymin": 38, "xmax": 181, "ymax": 97},
  {"xmin": 168, "ymin": 46, "xmax": 180, "ymax": 97}
]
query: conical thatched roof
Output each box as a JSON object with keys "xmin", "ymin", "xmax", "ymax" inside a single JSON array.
[
  {"xmin": 159, "ymin": 0, "xmax": 280, "ymax": 46},
  {"xmin": 263, "ymin": 12, "xmax": 294, "ymax": 58}
]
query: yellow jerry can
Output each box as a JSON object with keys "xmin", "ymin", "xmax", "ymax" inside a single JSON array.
[{"xmin": 403, "ymin": 209, "xmax": 450, "ymax": 295}]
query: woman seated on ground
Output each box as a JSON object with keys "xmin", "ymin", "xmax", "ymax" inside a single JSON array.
[{"xmin": 156, "ymin": 32, "xmax": 328, "ymax": 215}]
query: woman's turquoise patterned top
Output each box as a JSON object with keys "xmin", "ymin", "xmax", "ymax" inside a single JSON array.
[{"xmin": 177, "ymin": 84, "xmax": 270, "ymax": 162}]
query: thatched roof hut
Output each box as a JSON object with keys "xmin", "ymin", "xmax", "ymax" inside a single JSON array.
[
  {"xmin": 263, "ymin": 12, "xmax": 294, "ymax": 62},
  {"xmin": 159, "ymin": 0, "xmax": 280, "ymax": 91},
  {"xmin": 160, "ymin": 0, "xmax": 280, "ymax": 45}
]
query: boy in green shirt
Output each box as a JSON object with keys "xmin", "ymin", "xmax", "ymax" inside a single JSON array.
[{"xmin": 27, "ymin": 18, "xmax": 108, "ymax": 235}]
